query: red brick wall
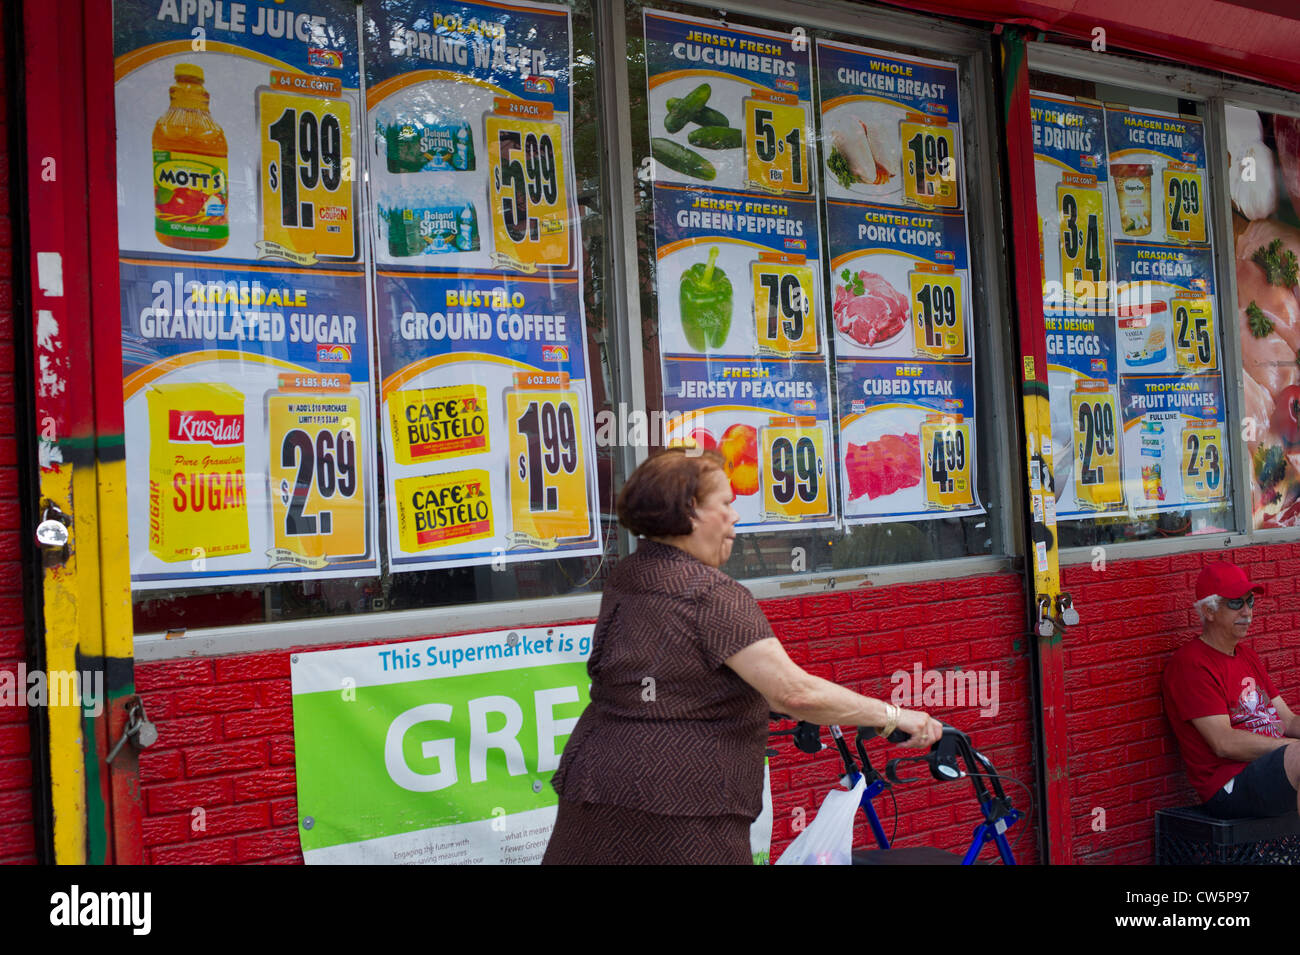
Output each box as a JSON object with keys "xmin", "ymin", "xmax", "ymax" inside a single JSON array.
[
  {"xmin": 1063, "ymin": 542, "xmax": 1300, "ymax": 864},
  {"xmin": 133, "ymin": 571, "xmax": 1042, "ymax": 865},
  {"xmin": 0, "ymin": 25, "xmax": 38, "ymax": 866}
]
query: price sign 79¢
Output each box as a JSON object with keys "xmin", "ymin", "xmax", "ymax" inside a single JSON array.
[
  {"xmin": 760, "ymin": 423, "xmax": 829, "ymax": 520},
  {"xmin": 752, "ymin": 261, "xmax": 817, "ymax": 355},
  {"xmin": 486, "ymin": 110, "xmax": 572, "ymax": 270}
]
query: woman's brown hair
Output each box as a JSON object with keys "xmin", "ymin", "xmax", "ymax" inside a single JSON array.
[{"xmin": 616, "ymin": 448, "xmax": 726, "ymax": 538}]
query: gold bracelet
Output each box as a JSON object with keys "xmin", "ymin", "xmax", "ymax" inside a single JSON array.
[{"xmin": 879, "ymin": 703, "xmax": 899, "ymax": 739}]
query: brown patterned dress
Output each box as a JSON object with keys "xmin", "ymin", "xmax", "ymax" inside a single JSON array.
[{"xmin": 542, "ymin": 540, "xmax": 773, "ymax": 865}]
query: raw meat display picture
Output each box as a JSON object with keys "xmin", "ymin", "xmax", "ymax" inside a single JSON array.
[
  {"xmin": 834, "ymin": 269, "xmax": 908, "ymax": 346},
  {"xmin": 845, "ymin": 432, "xmax": 922, "ymax": 501}
]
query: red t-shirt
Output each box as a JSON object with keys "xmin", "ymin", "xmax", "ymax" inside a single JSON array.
[{"xmin": 1162, "ymin": 638, "xmax": 1284, "ymax": 801}]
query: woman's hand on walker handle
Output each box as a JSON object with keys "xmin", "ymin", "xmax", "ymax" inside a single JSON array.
[{"xmin": 893, "ymin": 708, "xmax": 944, "ymax": 749}]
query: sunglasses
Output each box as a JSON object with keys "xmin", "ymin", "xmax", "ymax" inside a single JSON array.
[{"xmin": 1225, "ymin": 594, "xmax": 1256, "ymax": 610}]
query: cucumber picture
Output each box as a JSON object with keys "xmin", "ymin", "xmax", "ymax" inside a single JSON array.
[
  {"xmin": 651, "ymin": 138, "xmax": 716, "ymax": 181},
  {"xmin": 687, "ymin": 126, "xmax": 743, "ymax": 150},
  {"xmin": 666, "ymin": 98, "xmax": 729, "ymax": 129},
  {"xmin": 663, "ymin": 83, "xmax": 711, "ymax": 133}
]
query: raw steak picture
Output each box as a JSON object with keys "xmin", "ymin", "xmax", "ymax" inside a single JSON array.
[
  {"xmin": 846, "ymin": 432, "xmax": 922, "ymax": 500},
  {"xmin": 834, "ymin": 271, "xmax": 909, "ymax": 346}
]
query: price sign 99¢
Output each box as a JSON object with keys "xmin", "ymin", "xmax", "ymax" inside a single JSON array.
[
  {"xmin": 753, "ymin": 261, "xmax": 817, "ymax": 355},
  {"xmin": 1070, "ymin": 387, "xmax": 1123, "ymax": 510},
  {"xmin": 1182, "ymin": 423, "xmax": 1224, "ymax": 503},
  {"xmin": 487, "ymin": 112, "xmax": 571, "ymax": 270},
  {"xmin": 258, "ymin": 89, "xmax": 355, "ymax": 260},
  {"xmin": 506, "ymin": 389, "xmax": 591, "ymax": 543},
  {"xmin": 1173, "ymin": 297, "xmax": 1216, "ymax": 371},
  {"xmin": 901, "ymin": 121, "xmax": 958, "ymax": 208},
  {"xmin": 760, "ymin": 424, "xmax": 829, "ymax": 520},
  {"xmin": 909, "ymin": 271, "xmax": 965, "ymax": 358},
  {"xmin": 744, "ymin": 97, "xmax": 810, "ymax": 195},
  {"xmin": 1164, "ymin": 168, "xmax": 1206, "ymax": 244},
  {"xmin": 921, "ymin": 417, "xmax": 974, "ymax": 510},
  {"xmin": 268, "ymin": 393, "xmax": 367, "ymax": 563}
]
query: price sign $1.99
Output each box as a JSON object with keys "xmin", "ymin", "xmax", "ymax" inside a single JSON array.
[
  {"xmin": 486, "ymin": 102, "xmax": 572, "ymax": 271},
  {"xmin": 268, "ymin": 391, "xmax": 367, "ymax": 564},
  {"xmin": 760, "ymin": 421, "xmax": 829, "ymax": 520},
  {"xmin": 1070, "ymin": 383, "xmax": 1123, "ymax": 510},
  {"xmin": 259, "ymin": 82, "xmax": 355, "ymax": 261},
  {"xmin": 505, "ymin": 380, "xmax": 592, "ymax": 544}
]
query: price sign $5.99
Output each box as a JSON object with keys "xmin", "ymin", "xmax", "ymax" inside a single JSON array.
[
  {"xmin": 259, "ymin": 88, "xmax": 355, "ymax": 260},
  {"xmin": 268, "ymin": 393, "xmax": 367, "ymax": 562},
  {"xmin": 760, "ymin": 424, "xmax": 829, "ymax": 520},
  {"xmin": 1070, "ymin": 387, "xmax": 1123, "ymax": 510},
  {"xmin": 486, "ymin": 112, "xmax": 572, "ymax": 270},
  {"xmin": 506, "ymin": 389, "xmax": 592, "ymax": 543}
]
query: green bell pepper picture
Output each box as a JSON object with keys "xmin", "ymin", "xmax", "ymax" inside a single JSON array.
[{"xmin": 679, "ymin": 247, "xmax": 732, "ymax": 350}]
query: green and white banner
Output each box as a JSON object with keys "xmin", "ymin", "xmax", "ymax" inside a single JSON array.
[{"xmin": 290, "ymin": 625, "xmax": 593, "ymax": 864}]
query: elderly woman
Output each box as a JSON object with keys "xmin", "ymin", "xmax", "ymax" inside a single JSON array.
[{"xmin": 542, "ymin": 448, "xmax": 941, "ymax": 865}]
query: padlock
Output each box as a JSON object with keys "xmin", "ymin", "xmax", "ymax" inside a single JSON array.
[
  {"xmin": 132, "ymin": 697, "xmax": 159, "ymax": 749},
  {"xmin": 1057, "ymin": 593, "xmax": 1080, "ymax": 627},
  {"xmin": 1036, "ymin": 595, "xmax": 1055, "ymax": 637},
  {"xmin": 35, "ymin": 519, "xmax": 69, "ymax": 548}
]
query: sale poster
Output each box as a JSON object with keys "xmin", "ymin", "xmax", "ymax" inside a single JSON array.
[
  {"xmin": 644, "ymin": 9, "xmax": 837, "ymax": 531},
  {"xmin": 366, "ymin": 0, "xmax": 601, "ymax": 570},
  {"xmin": 1033, "ymin": 93, "xmax": 1232, "ymax": 521},
  {"xmin": 114, "ymin": 0, "xmax": 378, "ymax": 588},
  {"xmin": 818, "ymin": 40, "xmax": 982, "ymax": 523}
]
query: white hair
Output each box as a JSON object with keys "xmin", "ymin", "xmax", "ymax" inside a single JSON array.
[{"xmin": 1195, "ymin": 593, "xmax": 1222, "ymax": 617}]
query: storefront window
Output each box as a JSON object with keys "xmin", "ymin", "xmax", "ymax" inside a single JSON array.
[
  {"xmin": 1224, "ymin": 101, "xmax": 1300, "ymax": 530},
  {"xmin": 626, "ymin": 0, "xmax": 1013, "ymax": 582},
  {"xmin": 1029, "ymin": 70, "xmax": 1237, "ymax": 549}
]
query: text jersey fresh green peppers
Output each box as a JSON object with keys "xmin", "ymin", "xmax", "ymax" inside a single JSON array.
[{"xmin": 679, "ymin": 247, "xmax": 732, "ymax": 350}]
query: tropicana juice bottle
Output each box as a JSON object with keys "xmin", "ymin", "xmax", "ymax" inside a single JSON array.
[{"xmin": 152, "ymin": 64, "xmax": 229, "ymax": 251}]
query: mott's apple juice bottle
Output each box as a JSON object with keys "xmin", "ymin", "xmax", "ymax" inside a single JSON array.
[
  {"xmin": 147, "ymin": 383, "xmax": 250, "ymax": 563},
  {"xmin": 152, "ymin": 64, "xmax": 229, "ymax": 251}
]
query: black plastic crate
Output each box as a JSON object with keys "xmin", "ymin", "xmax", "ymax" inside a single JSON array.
[{"xmin": 1155, "ymin": 806, "xmax": 1300, "ymax": 864}]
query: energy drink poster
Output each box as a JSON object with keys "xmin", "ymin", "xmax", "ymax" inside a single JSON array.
[
  {"xmin": 365, "ymin": 1, "xmax": 599, "ymax": 571},
  {"xmin": 364, "ymin": 0, "xmax": 576, "ymax": 273},
  {"xmin": 120, "ymin": 263, "xmax": 378, "ymax": 588},
  {"xmin": 114, "ymin": 1, "xmax": 379, "ymax": 588},
  {"xmin": 645, "ymin": 9, "xmax": 836, "ymax": 531},
  {"xmin": 819, "ymin": 41, "xmax": 982, "ymax": 523},
  {"xmin": 375, "ymin": 272, "xmax": 600, "ymax": 568},
  {"xmin": 1031, "ymin": 94, "xmax": 1120, "ymax": 520}
]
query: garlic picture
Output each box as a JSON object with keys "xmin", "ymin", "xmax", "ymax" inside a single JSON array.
[{"xmin": 1226, "ymin": 105, "xmax": 1278, "ymax": 221}]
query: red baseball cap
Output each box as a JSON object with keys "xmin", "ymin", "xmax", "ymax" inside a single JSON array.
[{"xmin": 1195, "ymin": 562, "xmax": 1266, "ymax": 601}]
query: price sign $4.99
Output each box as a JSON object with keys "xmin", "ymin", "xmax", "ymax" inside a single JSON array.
[
  {"xmin": 268, "ymin": 393, "xmax": 367, "ymax": 563},
  {"xmin": 760, "ymin": 424, "xmax": 829, "ymax": 520},
  {"xmin": 506, "ymin": 389, "xmax": 592, "ymax": 543},
  {"xmin": 259, "ymin": 88, "xmax": 355, "ymax": 260},
  {"xmin": 486, "ymin": 110, "xmax": 572, "ymax": 270},
  {"xmin": 921, "ymin": 417, "xmax": 974, "ymax": 510},
  {"xmin": 1070, "ymin": 386, "xmax": 1123, "ymax": 510}
]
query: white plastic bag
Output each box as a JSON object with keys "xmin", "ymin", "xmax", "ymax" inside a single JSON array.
[{"xmin": 774, "ymin": 777, "xmax": 865, "ymax": 865}]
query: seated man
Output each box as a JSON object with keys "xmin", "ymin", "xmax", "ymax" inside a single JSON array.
[{"xmin": 1162, "ymin": 561, "xmax": 1300, "ymax": 818}]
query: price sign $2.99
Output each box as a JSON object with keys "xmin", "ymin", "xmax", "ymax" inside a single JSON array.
[
  {"xmin": 1070, "ymin": 383, "xmax": 1123, "ymax": 510},
  {"xmin": 506, "ymin": 385, "xmax": 591, "ymax": 543}
]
